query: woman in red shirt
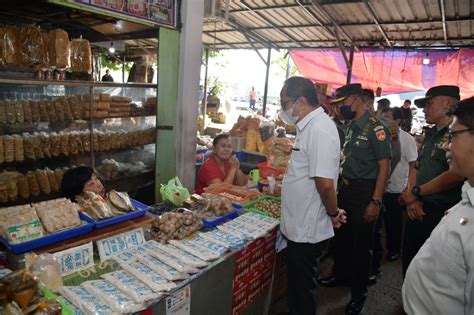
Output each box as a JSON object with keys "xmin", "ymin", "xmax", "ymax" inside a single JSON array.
[{"xmin": 195, "ymin": 134, "xmax": 248, "ymax": 193}]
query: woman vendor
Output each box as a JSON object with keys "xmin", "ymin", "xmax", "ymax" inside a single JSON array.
[
  {"xmin": 195, "ymin": 134, "xmax": 248, "ymax": 193},
  {"xmin": 61, "ymin": 166, "xmax": 105, "ymax": 201}
]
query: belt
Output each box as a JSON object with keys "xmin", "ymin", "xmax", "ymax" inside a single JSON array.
[{"xmin": 341, "ymin": 177, "xmax": 376, "ymax": 186}]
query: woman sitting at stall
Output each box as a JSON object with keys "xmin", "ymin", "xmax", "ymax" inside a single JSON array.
[
  {"xmin": 61, "ymin": 166, "xmax": 105, "ymax": 201},
  {"xmin": 195, "ymin": 134, "xmax": 248, "ymax": 194}
]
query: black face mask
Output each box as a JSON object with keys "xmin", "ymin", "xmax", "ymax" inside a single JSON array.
[{"xmin": 340, "ymin": 105, "xmax": 356, "ymax": 120}]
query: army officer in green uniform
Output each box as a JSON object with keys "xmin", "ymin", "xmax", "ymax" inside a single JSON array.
[
  {"xmin": 399, "ymin": 85, "xmax": 464, "ymax": 275},
  {"xmin": 319, "ymin": 84, "xmax": 391, "ymax": 315}
]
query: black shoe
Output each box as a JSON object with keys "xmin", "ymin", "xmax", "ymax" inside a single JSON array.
[
  {"xmin": 345, "ymin": 300, "xmax": 365, "ymax": 315},
  {"xmin": 318, "ymin": 276, "xmax": 338, "ymax": 287},
  {"xmin": 387, "ymin": 252, "xmax": 400, "ymax": 262},
  {"xmin": 368, "ymin": 269, "xmax": 382, "ymax": 286}
]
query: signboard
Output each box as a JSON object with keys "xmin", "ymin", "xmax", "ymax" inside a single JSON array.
[
  {"xmin": 53, "ymin": 0, "xmax": 177, "ymax": 28},
  {"xmin": 166, "ymin": 285, "xmax": 191, "ymax": 315}
]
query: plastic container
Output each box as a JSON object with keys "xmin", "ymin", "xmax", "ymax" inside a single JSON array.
[
  {"xmin": 196, "ymin": 149, "xmax": 208, "ymax": 164},
  {"xmin": 92, "ymin": 199, "xmax": 149, "ymax": 228},
  {"xmin": 202, "ymin": 204, "xmax": 242, "ymax": 228},
  {"xmin": 203, "ymin": 183, "xmax": 261, "ymax": 206},
  {"xmin": 244, "ymin": 195, "xmax": 281, "ymax": 218},
  {"xmin": 0, "ymin": 213, "xmax": 95, "ymax": 255},
  {"xmin": 256, "ymin": 162, "xmax": 284, "ymax": 180}
]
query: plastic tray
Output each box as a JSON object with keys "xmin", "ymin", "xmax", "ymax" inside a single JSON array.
[
  {"xmin": 92, "ymin": 199, "xmax": 149, "ymax": 228},
  {"xmin": 256, "ymin": 162, "xmax": 285, "ymax": 180},
  {"xmin": 243, "ymin": 195, "xmax": 281, "ymax": 218},
  {"xmin": 202, "ymin": 204, "xmax": 242, "ymax": 228},
  {"xmin": 0, "ymin": 213, "xmax": 95, "ymax": 255}
]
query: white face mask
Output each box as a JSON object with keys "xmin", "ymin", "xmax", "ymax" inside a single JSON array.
[{"xmin": 279, "ymin": 100, "xmax": 299, "ymax": 125}]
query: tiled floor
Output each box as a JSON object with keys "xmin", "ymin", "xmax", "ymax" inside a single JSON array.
[{"xmin": 270, "ymin": 251, "xmax": 406, "ymax": 315}]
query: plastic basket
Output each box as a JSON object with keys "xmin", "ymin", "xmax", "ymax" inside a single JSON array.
[
  {"xmin": 0, "ymin": 213, "xmax": 95, "ymax": 255},
  {"xmin": 91, "ymin": 199, "xmax": 149, "ymax": 228},
  {"xmin": 202, "ymin": 204, "xmax": 242, "ymax": 228},
  {"xmin": 256, "ymin": 162, "xmax": 284, "ymax": 180},
  {"xmin": 244, "ymin": 195, "xmax": 281, "ymax": 218}
]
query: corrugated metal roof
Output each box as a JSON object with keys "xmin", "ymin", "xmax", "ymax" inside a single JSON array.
[{"xmin": 202, "ymin": 0, "xmax": 474, "ymax": 49}]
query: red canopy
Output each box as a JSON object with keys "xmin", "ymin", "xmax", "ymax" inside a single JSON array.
[{"xmin": 290, "ymin": 49, "xmax": 474, "ymax": 98}]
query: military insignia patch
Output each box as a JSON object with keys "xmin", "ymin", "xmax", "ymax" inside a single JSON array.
[
  {"xmin": 373, "ymin": 125, "xmax": 384, "ymax": 132},
  {"xmin": 375, "ymin": 129, "xmax": 386, "ymax": 141}
]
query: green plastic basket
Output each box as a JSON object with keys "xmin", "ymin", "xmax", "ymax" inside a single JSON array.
[
  {"xmin": 243, "ymin": 195, "xmax": 281, "ymax": 219},
  {"xmin": 42, "ymin": 286, "xmax": 74, "ymax": 315}
]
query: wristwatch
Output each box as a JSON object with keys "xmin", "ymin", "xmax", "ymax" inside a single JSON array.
[
  {"xmin": 371, "ymin": 198, "xmax": 383, "ymax": 207},
  {"xmin": 326, "ymin": 210, "xmax": 339, "ymax": 217},
  {"xmin": 411, "ymin": 185, "xmax": 422, "ymax": 199}
]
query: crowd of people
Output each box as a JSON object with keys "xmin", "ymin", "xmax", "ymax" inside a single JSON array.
[{"xmin": 277, "ymin": 77, "xmax": 473, "ymax": 315}]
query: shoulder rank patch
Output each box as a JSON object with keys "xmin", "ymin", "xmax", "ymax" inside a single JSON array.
[
  {"xmin": 375, "ymin": 129, "xmax": 386, "ymax": 141},
  {"xmin": 373, "ymin": 125, "xmax": 384, "ymax": 132}
]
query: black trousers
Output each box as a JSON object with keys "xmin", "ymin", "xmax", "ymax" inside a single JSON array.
[
  {"xmin": 287, "ymin": 239, "xmax": 328, "ymax": 315},
  {"xmin": 334, "ymin": 180, "xmax": 376, "ymax": 302},
  {"xmin": 371, "ymin": 205, "xmax": 385, "ymax": 274},
  {"xmin": 402, "ymin": 201, "xmax": 451, "ymax": 276},
  {"xmin": 383, "ymin": 193, "xmax": 403, "ymax": 254}
]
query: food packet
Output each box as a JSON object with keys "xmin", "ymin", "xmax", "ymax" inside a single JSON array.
[
  {"xmin": 60, "ymin": 286, "xmax": 117, "ymax": 315},
  {"xmin": 120, "ymin": 261, "xmax": 176, "ymax": 292},
  {"xmin": 189, "ymin": 236, "xmax": 228, "ymax": 256},
  {"xmin": 168, "ymin": 239, "xmax": 220, "ymax": 262},
  {"xmin": 81, "ymin": 280, "xmax": 145, "ymax": 314},
  {"xmin": 137, "ymin": 253, "xmax": 188, "ymax": 281},
  {"xmin": 154, "ymin": 243, "xmax": 207, "ymax": 268},
  {"xmin": 101, "ymin": 270, "xmax": 161, "ymax": 304},
  {"xmin": 146, "ymin": 247, "xmax": 199, "ymax": 274},
  {"xmin": 198, "ymin": 229, "xmax": 245, "ymax": 248}
]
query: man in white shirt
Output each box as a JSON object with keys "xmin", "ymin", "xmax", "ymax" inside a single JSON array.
[
  {"xmin": 403, "ymin": 96, "xmax": 474, "ymax": 314},
  {"xmin": 381, "ymin": 107, "xmax": 418, "ymax": 261},
  {"xmin": 279, "ymin": 77, "xmax": 347, "ymax": 315}
]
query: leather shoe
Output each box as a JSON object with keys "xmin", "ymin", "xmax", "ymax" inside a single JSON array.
[
  {"xmin": 387, "ymin": 252, "xmax": 400, "ymax": 262},
  {"xmin": 368, "ymin": 269, "xmax": 382, "ymax": 286},
  {"xmin": 318, "ymin": 276, "xmax": 350, "ymax": 287},
  {"xmin": 345, "ymin": 299, "xmax": 365, "ymax": 315}
]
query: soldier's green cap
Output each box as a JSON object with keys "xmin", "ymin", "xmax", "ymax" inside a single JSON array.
[
  {"xmin": 414, "ymin": 85, "xmax": 460, "ymax": 108},
  {"xmin": 331, "ymin": 83, "xmax": 364, "ymax": 104}
]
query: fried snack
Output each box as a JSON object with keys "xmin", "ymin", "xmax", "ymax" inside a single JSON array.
[
  {"xmin": 69, "ymin": 96, "xmax": 82, "ymax": 120},
  {"xmin": 46, "ymin": 168, "xmax": 59, "ymax": 193},
  {"xmin": 4, "ymin": 135, "xmax": 14, "ymax": 162},
  {"xmin": 47, "ymin": 100, "xmax": 58, "ymax": 122},
  {"xmin": 27, "ymin": 171, "xmax": 41, "ymax": 197},
  {"xmin": 19, "ymin": 24, "xmax": 45, "ymax": 66},
  {"xmin": 0, "ymin": 182, "xmax": 8, "ymax": 203},
  {"xmin": 49, "ymin": 132, "xmax": 61, "ymax": 157},
  {"xmin": 0, "ymin": 171, "xmax": 19, "ymax": 201},
  {"xmin": 17, "ymin": 174, "xmax": 30, "ymax": 199},
  {"xmin": 30, "ymin": 100, "xmax": 40, "ymax": 122},
  {"xmin": 38, "ymin": 101, "xmax": 49, "ymax": 121},
  {"xmin": 54, "ymin": 168, "xmax": 64, "ymax": 186},
  {"xmin": 54, "ymin": 100, "xmax": 65, "ymax": 121},
  {"xmin": 13, "ymin": 135, "xmax": 24, "ymax": 162},
  {"xmin": 5, "ymin": 101, "xmax": 16, "ymax": 124},
  {"xmin": 23, "ymin": 134, "xmax": 36, "ymax": 160},
  {"xmin": 0, "ymin": 136, "xmax": 3, "ymax": 164},
  {"xmin": 81, "ymin": 131, "xmax": 91, "ymax": 152},
  {"xmin": 70, "ymin": 38, "xmax": 92, "ymax": 73},
  {"xmin": 32, "ymin": 133, "xmax": 44, "ymax": 159},
  {"xmin": 21, "ymin": 100, "xmax": 33, "ymax": 123},
  {"xmin": 36, "ymin": 169, "xmax": 51, "ymax": 195},
  {"xmin": 0, "ymin": 101, "xmax": 7, "ymax": 124},
  {"xmin": 59, "ymin": 132, "xmax": 69, "ymax": 156},
  {"xmin": 39, "ymin": 132, "xmax": 51, "ymax": 158},
  {"xmin": 48, "ymin": 29, "xmax": 70, "ymax": 68},
  {"xmin": 14, "ymin": 101, "xmax": 24, "ymax": 123},
  {"xmin": 62, "ymin": 98, "xmax": 74, "ymax": 121},
  {"xmin": 68, "ymin": 132, "xmax": 80, "ymax": 155}
]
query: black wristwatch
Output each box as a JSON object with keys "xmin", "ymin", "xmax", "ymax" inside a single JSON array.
[
  {"xmin": 411, "ymin": 185, "xmax": 422, "ymax": 199},
  {"xmin": 326, "ymin": 210, "xmax": 339, "ymax": 218},
  {"xmin": 371, "ymin": 198, "xmax": 382, "ymax": 207}
]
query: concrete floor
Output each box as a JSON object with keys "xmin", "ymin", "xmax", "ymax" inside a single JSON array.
[{"xmin": 270, "ymin": 249, "xmax": 406, "ymax": 315}]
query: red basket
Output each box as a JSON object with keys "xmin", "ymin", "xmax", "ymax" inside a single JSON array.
[{"xmin": 257, "ymin": 162, "xmax": 284, "ymax": 180}]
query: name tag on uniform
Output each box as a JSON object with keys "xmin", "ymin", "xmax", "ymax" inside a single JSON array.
[{"xmin": 357, "ymin": 135, "xmax": 368, "ymax": 141}]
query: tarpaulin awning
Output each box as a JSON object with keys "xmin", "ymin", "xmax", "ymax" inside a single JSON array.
[{"xmin": 290, "ymin": 49, "xmax": 474, "ymax": 98}]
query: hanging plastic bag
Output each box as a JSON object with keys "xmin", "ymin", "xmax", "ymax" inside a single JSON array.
[{"xmin": 160, "ymin": 177, "xmax": 190, "ymax": 206}]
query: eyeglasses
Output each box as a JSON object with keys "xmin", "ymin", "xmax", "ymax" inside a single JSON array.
[
  {"xmin": 447, "ymin": 128, "xmax": 474, "ymax": 143},
  {"xmin": 280, "ymin": 97, "xmax": 297, "ymax": 109}
]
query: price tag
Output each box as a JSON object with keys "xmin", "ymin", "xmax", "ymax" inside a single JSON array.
[
  {"xmin": 166, "ymin": 285, "xmax": 191, "ymax": 315},
  {"xmin": 53, "ymin": 242, "xmax": 94, "ymax": 276},
  {"xmin": 96, "ymin": 228, "xmax": 145, "ymax": 262}
]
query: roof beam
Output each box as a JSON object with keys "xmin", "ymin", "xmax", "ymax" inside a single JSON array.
[
  {"xmin": 310, "ymin": 0, "xmax": 354, "ymax": 45},
  {"xmin": 230, "ymin": 3, "xmax": 312, "ymax": 14},
  {"xmin": 242, "ymin": 33, "xmax": 268, "ymax": 66},
  {"xmin": 238, "ymin": 0, "xmax": 305, "ymax": 47},
  {"xmin": 296, "ymin": 0, "xmax": 336, "ymax": 39},
  {"xmin": 203, "ymin": 17, "xmax": 473, "ymax": 33},
  {"xmin": 438, "ymin": 0, "xmax": 448, "ymax": 46},
  {"xmin": 224, "ymin": 15, "xmax": 274, "ymax": 48},
  {"xmin": 203, "ymin": 32, "xmax": 239, "ymax": 49},
  {"xmin": 362, "ymin": 0, "xmax": 392, "ymax": 46}
]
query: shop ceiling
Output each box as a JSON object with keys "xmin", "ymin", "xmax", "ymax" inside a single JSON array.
[
  {"xmin": 0, "ymin": 1, "xmax": 159, "ymax": 60},
  {"xmin": 202, "ymin": 0, "xmax": 474, "ymax": 50}
]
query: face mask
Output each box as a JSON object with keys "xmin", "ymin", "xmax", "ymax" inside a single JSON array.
[
  {"xmin": 340, "ymin": 105, "xmax": 356, "ymax": 120},
  {"xmin": 279, "ymin": 99, "xmax": 300, "ymax": 125}
]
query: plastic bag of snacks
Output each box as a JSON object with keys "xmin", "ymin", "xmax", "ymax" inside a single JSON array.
[
  {"xmin": 82, "ymin": 280, "xmax": 145, "ymax": 313},
  {"xmin": 101, "ymin": 270, "xmax": 161, "ymax": 304},
  {"xmin": 168, "ymin": 239, "xmax": 220, "ymax": 262},
  {"xmin": 137, "ymin": 253, "xmax": 188, "ymax": 281},
  {"xmin": 154, "ymin": 243, "xmax": 208, "ymax": 268},
  {"xmin": 70, "ymin": 39, "xmax": 92, "ymax": 73}
]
